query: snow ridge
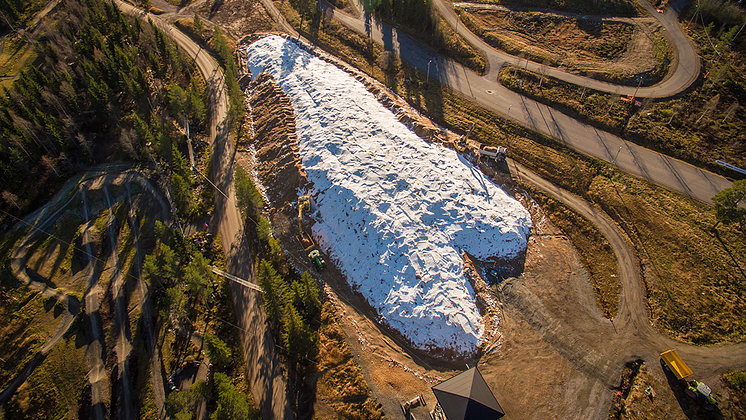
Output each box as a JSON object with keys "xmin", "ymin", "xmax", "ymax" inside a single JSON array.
[{"xmin": 246, "ymin": 35, "xmax": 532, "ymax": 355}]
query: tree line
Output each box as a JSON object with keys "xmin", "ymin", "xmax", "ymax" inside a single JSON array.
[
  {"xmin": 0, "ymin": 0, "xmax": 209, "ymax": 224},
  {"xmin": 233, "ymin": 166, "xmax": 322, "ymax": 365}
]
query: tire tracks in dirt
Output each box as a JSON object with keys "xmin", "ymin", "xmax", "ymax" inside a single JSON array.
[
  {"xmin": 511, "ymin": 158, "xmax": 746, "ymax": 400},
  {"xmin": 81, "ymin": 187, "xmax": 111, "ymax": 420}
]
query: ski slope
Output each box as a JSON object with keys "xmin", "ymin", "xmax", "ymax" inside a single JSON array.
[{"xmin": 246, "ymin": 35, "xmax": 532, "ymax": 354}]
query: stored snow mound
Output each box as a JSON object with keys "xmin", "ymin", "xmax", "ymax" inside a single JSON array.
[{"xmin": 246, "ymin": 35, "xmax": 532, "ymax": 355}]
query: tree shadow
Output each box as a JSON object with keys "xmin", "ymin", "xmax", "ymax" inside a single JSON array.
[{"xmin": 711, "ymin": 228, "xmax": 746, "ymax": 282}]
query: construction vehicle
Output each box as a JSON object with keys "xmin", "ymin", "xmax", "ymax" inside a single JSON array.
[
  {"xmin": 455, "ymin": 122, "xmax": 475, "ymax": 152},
  {"xmin": 478, "ymin": 144, "xmax": 507, "ymax": 161},
  {"xmin": 660, "ymin": 349, "xmax": 718, "ymax": 411},
  {"xmin": 309, "ymin": 249, "xmax": 325, "ymax": 271},
  {"xmin": 297, "ymin": 195, "xmax": 311, "ymax": 228},
  {"xmin": 296, "ymin": 195, "xmax": 315, "ymax": 250},
  {"xmin": 454, "ymin": 121, "xmax": 507, "ymax": 161}
]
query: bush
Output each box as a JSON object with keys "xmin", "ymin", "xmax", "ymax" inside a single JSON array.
[{"xmin": 728, "ymin": 371, "xmax": 746, "ymax": 390}]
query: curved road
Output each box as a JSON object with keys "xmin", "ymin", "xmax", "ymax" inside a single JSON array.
[
  {"xmin": 438, "ymin": 0, "xmax": 700, "ymax": 98},
  {"xmin": 114, "ymin": 2, "xmax": 294, "ymax": 419},
  {"xmin": 326, "ymin": 0, "xmax": 732, "ymax": 204},
  {"xmin": 512, "ymin": 159, "xmax": 746, "ymax": 415}
]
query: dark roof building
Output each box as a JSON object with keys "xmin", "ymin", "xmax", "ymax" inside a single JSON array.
[{"xmin": 431, "ymin": 367, "xmax": 505, "ymax": 420}]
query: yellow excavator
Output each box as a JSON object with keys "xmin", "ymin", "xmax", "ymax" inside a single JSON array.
[
  {"xmin": 295, "ymin": 195, "xmax": 326, "ymax": 270},
  {"xmin": 296, "ymin": 195, "xmax": 314, "ymax": 251},
  {"xmin": 456, "ymin": 122, "xmax": 476, "ymax": 152}
]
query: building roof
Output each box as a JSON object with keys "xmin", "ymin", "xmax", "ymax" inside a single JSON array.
[{"xmin": 432, "ymin": 367, "xmax": 505, "ymax": 420}]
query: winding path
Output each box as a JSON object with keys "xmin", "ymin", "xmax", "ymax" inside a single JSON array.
[
  {"xmin": 325, "ymin": 0, "xmax": 732, "ymax": 205},
  {"xmin": 113, "ymin": 2, "xmax": 295, "ymax": 419},
  {"xmin": 511, "ymin": 158, "xmax": 746, "ymax": 415}
]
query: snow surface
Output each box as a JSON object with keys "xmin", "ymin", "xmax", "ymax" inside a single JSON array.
[{"xmin": 246, "ymin": 35, "xmax": 532, "ymax": 355}]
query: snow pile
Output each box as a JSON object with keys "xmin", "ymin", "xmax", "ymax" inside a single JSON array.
[{"xmin": 246, "ymin": 35, "xmax": 532, "ymax": 355}]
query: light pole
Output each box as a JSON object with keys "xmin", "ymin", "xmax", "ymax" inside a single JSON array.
[
  {"xmin": 507, "ymin": 104, "xmax": 512, "ymax": 118},
  {"xmin": 633, "ymin": 75, "xmax": 643, "ymax": 98},
  {"xmin": 426, "ymin": 60, "xmax": 432, "ymax": 86}
]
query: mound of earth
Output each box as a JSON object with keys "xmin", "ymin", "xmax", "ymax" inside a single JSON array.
[{"xmin": 244, "ymin": 35, "xmax": 532, "ymax": 356}]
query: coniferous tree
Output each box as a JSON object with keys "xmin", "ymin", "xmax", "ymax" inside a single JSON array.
[
  {"xmin": 282, "ymin": 303, "xmax": 318, "ymax": 363},
  {"xmin": 257, "ymin": 259, "xmax": 289, "ymax": 323}
]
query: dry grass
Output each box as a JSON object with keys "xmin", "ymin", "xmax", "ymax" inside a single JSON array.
[
  {"xmin": 456, "ymin": 8, "xmax": 650, "ymax": 83},
  {"xmin": 526, "ymin": 185, "xmax": 620, "ymax": 317},
  {"xmin": 588, "ymin": 174, "xmax": 746, "ymax": 344},
  {"xmin": 314, "ymin": 302, "xmax": 383, "ymax": 419}
]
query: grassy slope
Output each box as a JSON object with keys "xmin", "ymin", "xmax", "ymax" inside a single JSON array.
[{"xmin": 497, "ymin": 18, "xmax": 746, "ymax": 177}]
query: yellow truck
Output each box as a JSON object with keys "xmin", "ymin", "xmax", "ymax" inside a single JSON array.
[
  {"xmin": 659, "ymin": 349, "xmax": 693, "ymax": 380},
  {"xmin": 660, "ymin": 349, "xmax": 717, "ymax": 411}
]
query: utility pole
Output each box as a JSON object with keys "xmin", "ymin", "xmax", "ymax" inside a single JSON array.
[
  {"xmin": 426, "ymin": 59, "xmax": 432, "ymax": 87},
  {"xmin": 611, "ymin": 146, "xmax": 623, "ymax": 167},
  {"xmin": 633, "ymin": 75, "xmax": 643, "ymax": 98}
]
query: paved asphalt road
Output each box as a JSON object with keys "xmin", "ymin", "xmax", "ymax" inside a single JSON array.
[
  {"xmin": 329, "ymin": 0, "xmax": 733, "ymax": 204},
  {"xmin": 441, "ymin": 0, "xmax": 700, "ymax": 98}
]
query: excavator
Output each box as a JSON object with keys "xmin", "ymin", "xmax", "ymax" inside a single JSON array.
[
  {"xmin": 296, "ymin": 195, "xmax": 326, "ymax": 271},
  {"xmin": 296, "ymin": 195, "xmax": 315, "ymax": 251},
  {"xmin": 455, "ymin": 122, "xmax": 475, "ymax": 152}
]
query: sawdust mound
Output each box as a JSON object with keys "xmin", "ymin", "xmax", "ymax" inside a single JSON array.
[{"xmin": 248, "ymin": 72, "xmax": 309, "ymax": 206}]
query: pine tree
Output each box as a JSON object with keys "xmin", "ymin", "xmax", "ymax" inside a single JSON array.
[
  {"xmin": 257, "ymin": 259, "xmax": 288, "ymax": 323},
  {"xmin": 291, "ymin": 271, "xmax": 321, "ymax": 321},
  {"xmin": 712, "ymin": 179, "xmax": 746, "ymax": 230},
  {"xmin": 204, "ymin": 333, "xmax": 232, "ymax": 369},
  {"xmin": 282, "ymin": 303, "xmax": 318, "ymax": 364}
]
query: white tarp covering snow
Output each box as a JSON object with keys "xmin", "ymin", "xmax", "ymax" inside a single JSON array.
[{"xmin": 246, "ymin": 35, "xmax": 532, "ymax": 355}]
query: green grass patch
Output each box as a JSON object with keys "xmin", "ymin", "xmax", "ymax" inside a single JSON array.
[
  {"xmin": 0, "ymin": 34, "xmax": 36, "ymax": 88},
  {"xmin": 724, "ymin": 370, "xmax": 746, "ymax": 419},
  {"xmin": 3, "ymin": 334, "xmax": 88, "ymax": 418}
]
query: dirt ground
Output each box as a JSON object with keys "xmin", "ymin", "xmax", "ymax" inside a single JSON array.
[{"xmin": 457, "ymin": 4, "xmax": 666, "ymax": 81}]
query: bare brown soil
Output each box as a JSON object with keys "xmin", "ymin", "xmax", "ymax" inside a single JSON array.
[{"xmin": 457, "ymin": 4, "xmax": 668, "ymax": 82}]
